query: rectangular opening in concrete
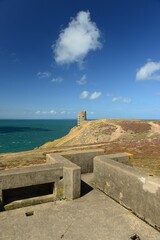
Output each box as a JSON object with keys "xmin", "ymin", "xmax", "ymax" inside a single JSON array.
[{"xmin": 3, "ymin": 182, "xmax": 54, "ymax": 206}]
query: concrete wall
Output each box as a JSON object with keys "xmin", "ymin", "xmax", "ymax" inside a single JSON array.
[
  {"xmin": 63, "ymin": 149, "xmax": 105, "ymax": 173},
  {"xmin": 0, "ymin": 154, "xmax": 81, "ymax": 211},
  {"xmin": 0, "ymin": 164, "xmax": 62, "ymax": 190},
  {"xmin": 94, "ymin": 154, "xmax": 160, "ymax": 230},
  {"xmin": 0, "ymin": 164, "xmax": 63, "ymax": 211}
]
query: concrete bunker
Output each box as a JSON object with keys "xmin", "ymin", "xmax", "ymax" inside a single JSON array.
[
  {"xmin": 0, "ymin": 149, "xmax": 104, "ymax": 211},
  {"xmin": 0, "ymin": 149, "xmax": 160, "ymax": 232}
]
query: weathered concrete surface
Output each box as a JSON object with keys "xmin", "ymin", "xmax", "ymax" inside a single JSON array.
[
  {"xmin": 63, "ymin": 167, "xmax": 81, "ymax": 200},
  {"xmin": 100, "ymin": 152, "xmax": 133, "ymax": 166},
  {"xmin": 0, "ymin": 164, "xmax": 63, "ymax": 210},
  {"xmin": 63, "ymin": 149, "xmax": 105, "ymax": 173},
  {"xmin": 0, "ymin": 154, "xmax": 81, "ymax": 210},
  {"xmin": 94, "ymin": 155, "xmax": 160, "ymax": 230},
  {"xmin": 0, "ymin": 185, "xmax": 159, "ymax": 240},
  {"xmin": 47, "ymin": 154, "xmax": 81, "ymax": 200},
  {"xmin": 0, "ymin": 164, "xmax": 62, "ymax": 190}
]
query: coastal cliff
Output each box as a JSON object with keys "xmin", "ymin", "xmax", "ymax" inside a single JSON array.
[{"xmin": 39, "ymin": 119, "xmax": 160, "ymax": 148}]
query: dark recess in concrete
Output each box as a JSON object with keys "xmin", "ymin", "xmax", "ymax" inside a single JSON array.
[
  {"xmin": 3, "ymin": 182, "xmax": 54, "ymax": 206},
  {"xmin": 80, "ymin": 180, "xmax": 93, "ymax": 197}
]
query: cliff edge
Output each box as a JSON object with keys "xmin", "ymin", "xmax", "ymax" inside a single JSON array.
[{"xmin": 39, "ymin": 119, "xmax": 160, "ymax": 149}]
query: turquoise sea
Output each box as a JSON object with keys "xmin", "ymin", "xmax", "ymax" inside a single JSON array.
[{"xmin": 0, "ymin": 119, "xmax": 77, "ymax": 154}]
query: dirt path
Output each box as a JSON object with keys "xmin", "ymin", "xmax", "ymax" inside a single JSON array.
[
  {"xmin": 110, "ymin": 124, "xmax": 124, "ymax": 141},
  {"xmin": 148, "ymin": 122, "xmax": 160, "ymax": 137}
]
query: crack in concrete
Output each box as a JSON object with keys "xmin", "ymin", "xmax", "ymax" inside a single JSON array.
[{"xmin": 60, "ymin": 220, "xmax": 75, "ymax": 239}]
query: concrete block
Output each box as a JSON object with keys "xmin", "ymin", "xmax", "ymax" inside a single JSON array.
[
  {"xmin": 63, "ymin": 166, "xmax": 81, "ymax": 200},
  {"xmin": 47, "ymin": 154, "xmax": 81, "ymax": 200},
  {"xmin": 94, "ymin": 155, "xmax": 160, "ymax": 230}
]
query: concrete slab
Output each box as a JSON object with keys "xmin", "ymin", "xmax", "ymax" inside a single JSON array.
[{"xmin": 0, "ymin": 184, "xmax": 159, "ymax": 240}]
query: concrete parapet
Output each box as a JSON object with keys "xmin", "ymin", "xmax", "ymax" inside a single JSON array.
[
  {"xmin": 0, "ymin": 164, "xmax": 62, "ymax": 190},
  {"xmin": 46, "ymin": 154, "xmax": 81, "ymax": 200},
  {"xmin": 100, "ymin": 152, "xmax": 133, "ymax": 165},
  {"xmin": 94, "ymin": 154, "xmax": 160, "ymax": 230}
]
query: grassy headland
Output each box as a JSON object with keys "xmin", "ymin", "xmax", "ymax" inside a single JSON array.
[{"xmin": 1, "ymin": 119, "xmax": 160, "ymax": 176}]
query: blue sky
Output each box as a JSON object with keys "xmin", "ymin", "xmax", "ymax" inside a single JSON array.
[{"xmin": 0, "ymin": 0, "xmax": 160, "ymax": 119}]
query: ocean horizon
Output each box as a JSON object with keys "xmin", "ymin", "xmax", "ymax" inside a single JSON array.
[{"xmin": 0, "ymin": 119, "xmax": 77, "ymax": 154}]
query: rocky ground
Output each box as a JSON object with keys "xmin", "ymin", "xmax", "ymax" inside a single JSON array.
[{"xmin": 0, "ymin": 119, "xmax": 160, "ymax": 176}]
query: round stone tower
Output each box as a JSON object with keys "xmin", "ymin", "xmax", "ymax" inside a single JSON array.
[{"xmin": 78, "ymin": 111, "xmax": 87, "ymax": 126}]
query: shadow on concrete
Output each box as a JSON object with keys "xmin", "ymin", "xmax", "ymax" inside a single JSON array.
[
  {"xmin": 81, "ymin": 180, "xmax": 93, "ymax": 197},
  {"xmin": 3, "ymin": 183, "xmax": 54, "ymax": 206}
]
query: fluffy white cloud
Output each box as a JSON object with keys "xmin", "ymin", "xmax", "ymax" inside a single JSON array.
[
  {"xmin": 51, "ymin": 77, "xmax": 63, "ymax": 83},
  {"xmin": 112, "ymin": 97, "xmax": 131, "ymax": 104},
  {"xmin": 53, "ymin": 11, "xmax": 101, "ymax": 65},
  {"xmin": 90, "ymin": 91, "xmax": 102, "ymax": 99},
  {"xmin": 80, "ymin": 90, "xmax": 89, "ymax": 99},
  {"xmin": 136, "ymin": 61, "xmax": 160, "ymax": 81},
  {"xmin": 37, "ymin": 71, "xmax": 51, "ymax": 78},
  {"xmin": 76, "ymin": 74, "xmax": 87, "ymax": 85}
]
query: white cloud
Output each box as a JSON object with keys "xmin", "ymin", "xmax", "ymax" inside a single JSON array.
[
  {"xmin": 80, "ymin": 90, "xmax": 89, "ymax": 99},
  {"xmin": 76, "ymin": 74, "xmax": 87, "ymax": 85},
  {"xmin": 112, "ymin": 97, "xmax": 131, "ymax": 104},
  {"xmin": 90, "ymin": 111, "xmax": 95, "ymax": 115},
  {"xmin": 80, "ymin": 90, "xmax": 101, "ymax": 100},
  {"xmin": 53, "ymin": 11, "xmax": 102, "ymax": 65},
  {"xmin": 90, "ymin": 91, "xmax": 102, "ymax": 100},
  {"xmin": 49, "ymin": 110, "xmax": 57, "ymax": 114},
  {"xmin": 35, "ymin": 110, "xmax": 56, "ymax": 114},
  {"xmin": 136, "ymin": 61, "xmax": 160, "ymax": 81},
  {"xmin": 37, "ymin": 71, "xmax": 51, "ymax": 79},
  {"xmin": 60, "ymin": 111, "xmax": 71, "ymax": 115},
  {"xmin": 51, "ymin": 77, "xmax": 63, "ymax": 83}
]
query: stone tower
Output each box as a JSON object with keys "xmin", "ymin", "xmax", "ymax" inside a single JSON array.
[{"xmin": 78, "ymin": 111, "xmax": 87, "ymax": 126}]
